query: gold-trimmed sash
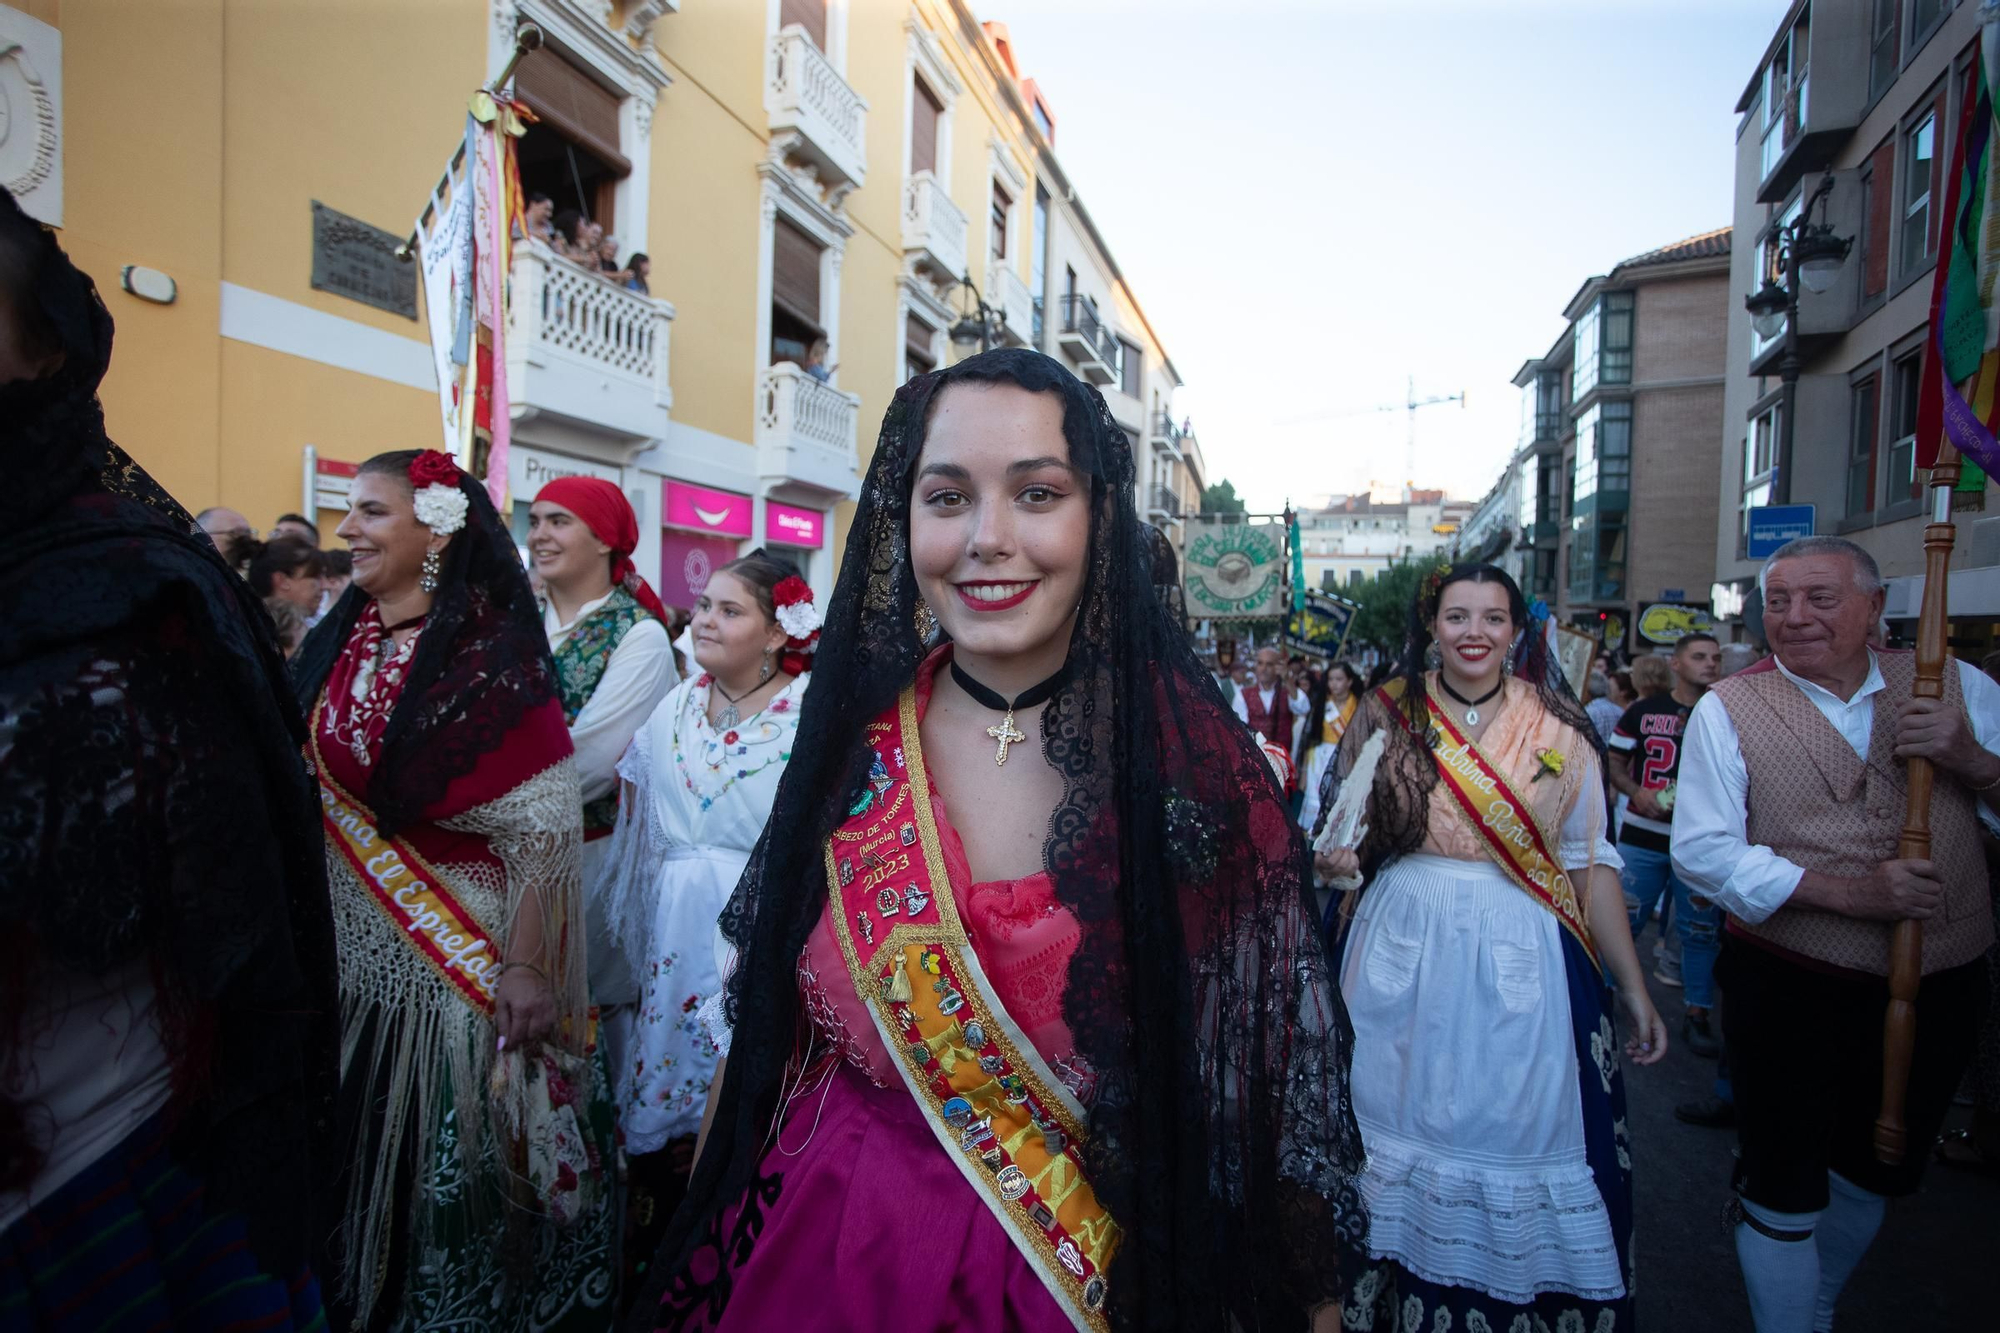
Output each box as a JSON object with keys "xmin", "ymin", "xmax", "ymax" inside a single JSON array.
[
  {"xmin": 310, "ymin": 703, "xmax": 501, "ymax": 1016},
  {"xmin": 1382, "ymin": 686, "xmax": 1602, "ymax": 974},
  {"xmin": 823, "ymin": 691, "xmax": 1118, "ymax": 1332}
]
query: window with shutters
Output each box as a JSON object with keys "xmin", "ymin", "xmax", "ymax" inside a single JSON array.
[
  {"xmin": 514, "ymin": 47, "xmax": 631, "ymax": 238},
  {"xmin": 910, "ymin": 78, "xmax": 942, "ymax": 177},
  {"xmin": 905, "ymin": 312, "xmax": 937, "ymax": 381},
  {"xmin": 780, "ymin": 0, "xmax": 828, "ymax": 52},
  {"xmin": 990, "ymin": 182, "xmax": 1011, "ymax": 262},
  {"xmin": 771, "ymin": 217, "xmax": 825, "ymax": 369}
]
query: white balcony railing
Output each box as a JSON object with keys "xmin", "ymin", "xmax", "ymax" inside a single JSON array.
[
  {"xmin": 767, "ymin": 25, "xmax": 868, "ymax": 192},
  {"xmin": 757, "ymin": 362, "xmax": 861, "ymax": 499},
  {"xmin": 994, "ymin": 262, "xmax": 1034, "ymax": 346},
  {"xmin": 507, "ymin": 241, "xmax": 674, "ymax": 443},
  {"xmin": 902, "ymin": 171, "xmax": 967, "ymax": 283}
]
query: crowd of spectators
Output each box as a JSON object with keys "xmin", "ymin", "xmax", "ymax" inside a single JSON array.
[
  {"xmin": 521, "ymin": 192, "xmax": 650, "ymax": 295},
  {"xmin": 192, "ymin": 508, "xmax": 350, "ymax": 658}
]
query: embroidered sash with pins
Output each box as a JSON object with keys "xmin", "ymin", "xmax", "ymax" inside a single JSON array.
[
  {"xmin": 1379, "ymin": 683, "xmax": 1602, "ymax": 975},
  {"xmin": 309, "ymin": 702, "xmax": 502, "ymax": 1015},
  {"xmin": 550, "ymin": 585, "xmax": 653, "ymax": 836},
  {"xmin": 825, "ymin": 691, "xmax": 1120, "ymax": 1332}
]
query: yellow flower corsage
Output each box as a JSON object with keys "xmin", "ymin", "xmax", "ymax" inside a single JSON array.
[{"xmin": 1533, "ymin": 747, "xmax": 1565, "ymax": 783}]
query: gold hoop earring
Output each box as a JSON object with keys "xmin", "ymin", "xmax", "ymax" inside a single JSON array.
[{"xmin": 419, "ymin": 549, "xmax": 442, "ymax": 594}]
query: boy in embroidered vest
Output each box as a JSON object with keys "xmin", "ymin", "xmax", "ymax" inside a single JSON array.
[
  {"xmin": 1673, "ymin": 535, "xmax": 1997, "ymax": 1333},
  {"xmin": 530, "ymin": 478, "xmax": 677, "ymax": 1061}
]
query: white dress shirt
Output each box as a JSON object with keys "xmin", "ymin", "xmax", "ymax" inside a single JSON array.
[
  {"xmin": 544, "ymin": 592, "xmax": 677, "ymax": 803},
  {"xmin": 1671, "ymin": 652, "xmax": 2000, "ymax": 924},
  {"xmin": 1231, "ymin": 684, "xmax": 1281, "ymax": 727}
]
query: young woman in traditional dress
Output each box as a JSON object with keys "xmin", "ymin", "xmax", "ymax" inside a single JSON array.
[
  {"xmin": 1311, "ymin": 563, "xmax": 1668, "ymax": 1331},
  {"xmin": 293, "ymin": 450, "xmax": 617, "ymax": 1331},
  {"xmin": 529, "ymin": 477, "xmax": 677, "ymax": 1082},
  {"xmin": 0, "ymin": 187, "xmax": 339, "ymax": 1331},
  {"xmin": 1298, "ymin": 660, "xmax": 1361, "ymax": 835},
  {"xmin": 600, "ymin": 549, "xmax": 816, "ymax": 1284},
  {"xmin": 630, "ymin": 348, "xmax": 1368, "ymax": 1332}
]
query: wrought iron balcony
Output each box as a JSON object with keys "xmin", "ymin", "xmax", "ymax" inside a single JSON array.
[
  {"xmin": 1056, "ymin": 294, "xmax": 1118, "ymax": 385},
  {"xmin": 756, "ymin": 362, "xmax": 861, "ymax": 500},
  {"xmin": 767, "ymin": 25, "xmax": 868, "ymax": 194},
  {"xmin": 901, "ymin": 171, "xmax": 967, "ymax": 285},
  {"xmin": 1152, "ymin": 409, "xmax": 1189, "ymax": 456},
  {"xmin": 1147, "ymin": 482, "xmax": 1183, "ymax": 520},
  {"xmin": 506, "ymin": 241, "xmax": 674, "ymax": 444}
]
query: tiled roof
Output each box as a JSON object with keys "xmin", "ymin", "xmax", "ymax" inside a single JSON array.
[{"xmin": 1620, "ymin": 226, "xmax": 1732, "ymax": 270}]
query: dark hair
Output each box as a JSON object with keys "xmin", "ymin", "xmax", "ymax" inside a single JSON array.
[
  {"xmin": 273, "ymin": 512, "xmax": 319, "ymax": 541},
  {"xmin": 627, "ymin": 251, "xmax": 649, "ymax": 268},
  {"xmin": 1390, "ymin": 562, "xmax": 1540, "ymax": 745},
  {"xmin": 552, "ymin": 208, "xmax": 584, "ymax": 246},
  {"xmin": 1675, "ymin": 631, "xmax": 1720, "ymax": 652},
  {"xmin": 711, "ymin": 547, "xmax": 800, "ymax": 622},
  {"xmin": 1327, "ymin": 659, "xmax": 1362, "ymax": 693},
  {"xmin": 527, "ymin": 191, "xmax": 552, "ymax": 207},
  {"xmin": 320, "ymin": 548, "xmax": 352, "ymax": 576},
  {"xmin": 1613, "ymin": 669, "xmax": 1635, "ymax": 700},
  {"xmin": 245, "ymin": 536, "xmax": 320, "ymax": 598}
]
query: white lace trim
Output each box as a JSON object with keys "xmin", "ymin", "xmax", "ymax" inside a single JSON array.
[{"xmin": 1357, "ymin": 1128, "xmax": 1626, "ymax": 1305}]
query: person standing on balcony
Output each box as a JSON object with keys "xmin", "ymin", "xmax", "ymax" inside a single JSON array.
[
  {"xmin": 1672, "ymin": 536, "xmax": 1996, "ymax": 1333},
  {"xmin": 801, "ymin": 335, "xmax": 834, "ymax": 383},
  {"xmin": 528, "ymin": 477, "xmax": 677, "ymax": 1099},
  {"xmin": 625, "ymin": 252, "xmax": 651, "ymax": 296}
]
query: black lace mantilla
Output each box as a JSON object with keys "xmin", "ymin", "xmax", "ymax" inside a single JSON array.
[
  {"xmin": 0, "ymin": 185, "xmax": 339, "ymax": 1280},
  {"xmin": 637, "ymin": 348, "xmax": 1369, "ymax": 1330}
]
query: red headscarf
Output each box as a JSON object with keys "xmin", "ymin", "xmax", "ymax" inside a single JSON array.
[{"xmin": 533, "ymin": 476, "xmax": 670, "ymax": 623}]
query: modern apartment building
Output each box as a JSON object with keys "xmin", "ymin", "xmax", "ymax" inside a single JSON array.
[
  {"xmin": 1481, "ymin": 230, "xmax": 1729, "ymax": 647},
  {"xmin": 1713, "ymin": 0, "xmax": 1995, "ymax": 641},
  {"xmin": 5, "ymin": 0, "xmax": 1201, "ymax": 602}
]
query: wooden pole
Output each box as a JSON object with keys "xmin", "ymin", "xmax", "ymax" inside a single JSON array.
[{"xmin": 1878, "ymin": 439, "xmax": 1958, "ymax": 1165}]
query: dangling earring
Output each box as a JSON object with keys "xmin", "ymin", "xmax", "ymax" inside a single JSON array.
[
  {"xmin": 759, "ymin": 647, "xmax": 774, "ymax": 683},
  {"xmin": 913, "ymin": 596, "xmax": 939, "ymax": 645},
  {"xmin": 1504, "ymin": 638, "xmax": 1518, "ymax": 677},
  {"xmin": 1424, "ymin": 641, "xmax": 1441, "ymax": 671},
  {"xmin": 419, "ymin": 548, "xmax": 442, "ymax": 594}
]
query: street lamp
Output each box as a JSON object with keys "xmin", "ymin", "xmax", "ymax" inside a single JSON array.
[
  {"xmin": 949, "ymin": 272, "xmax": 1007, "ymax": 353},
  {"xmin": 1746, "ymin": 174, "xmax": 1852, "ymax": 503}
]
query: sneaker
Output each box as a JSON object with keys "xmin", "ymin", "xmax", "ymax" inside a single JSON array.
[
  {"xmin": 1651, "ymin": 936, "xmax": 1666, "ymax": 959},
  {"xmin": 1683, "ymin": 1011, "xmax": 1720, "ymax": 1058},
  {"xmin": 1675, "ymin": 1096, "xmax": 1735, "ymax": 1128},
  {"xmin": 1653, "ymin": 953, "xmax": 1683, "ymax": 988}
]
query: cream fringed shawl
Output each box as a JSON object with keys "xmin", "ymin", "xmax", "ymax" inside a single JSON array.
[{"xmin": 325, "ymin": 753, "xmax": 588, "ymax": 1318}]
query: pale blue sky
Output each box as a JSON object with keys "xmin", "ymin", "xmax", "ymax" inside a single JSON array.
[{"xmin": 987, "ymin": 0, "xmax": 1794, "ymax": 511}]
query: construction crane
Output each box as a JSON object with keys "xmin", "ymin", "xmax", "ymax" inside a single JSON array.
[{"xmin": 1274, "ymin": 377, "xmax": 1465, "ymax": 502}]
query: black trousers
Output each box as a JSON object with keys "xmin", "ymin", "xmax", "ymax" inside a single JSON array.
[{"xmin": 1717, "ymin": 935, "xmax": 1986, "ymax": 1212}]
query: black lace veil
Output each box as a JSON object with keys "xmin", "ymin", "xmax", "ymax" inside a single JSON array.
[
  {"xmin": 1313, "ymin": 562, "xmax": 1602, "ymax": 879},
  {"xmin": 291, "ymin": 452, "xmax": 559, "ymax": 834},
  {"xmin": 643, "ymin": 348, "xmax": 1368, "ymax": 1328}
]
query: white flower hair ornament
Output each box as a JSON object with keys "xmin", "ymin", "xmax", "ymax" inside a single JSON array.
[
  {"xmin": 407, "ymin": 450, "xmax": 469, "ymax": 536},
  {"xmin": 773, "ymin": 575, "xmax": 821, "ymax": 639}
]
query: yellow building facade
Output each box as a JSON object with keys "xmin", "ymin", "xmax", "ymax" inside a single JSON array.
[{"xmin": 9, "ymin": 0, "xmax": 1200, "ymax": 601}]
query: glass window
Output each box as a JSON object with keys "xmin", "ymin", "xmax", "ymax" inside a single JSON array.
[
  {"xmin": 1572, "ymin": 292, "xmax": 1632, "ymax": 399},
  {"xmin": 1847, "ymin": 376, "xmax": 1881, "ymax": 516},
  {"xmin": 1903, "ymin": 110, "xmax": 1936, "ymax": 275},
  {"xmin": 1870, "ymin": 0, "xmax": 1899, "ymax": 103},
  {"xmin": 1912, "ymin": 0, "xmax": 1950, "ymax": 42},
  {"xmin": 1032, "ymin": 186, "xmax": 1049, "ymax": 344},
  {"xmin": 1747, "ymin": 406, "xmax": 1779, "ymax": 482},
  {"xmin": 990, "ymin": 182, "xmax": 1011, "ymax": 262},
  {"xmin": 1119, "ymin": 339, "xmax": 1142, "ymax": 397},
  {"xmin": 1889, "ymin": 352, "xmax": 1923, "ymax": 501},
  {"xmin": 1572, "ymin": 303, "xmax": 1600, "ymax": 400}
]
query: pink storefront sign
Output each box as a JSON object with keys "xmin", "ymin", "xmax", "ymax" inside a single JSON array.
[
  {"xmin": 765, "ymin": 501, "xmax": 826, "ymax": 549},
  {"xmin": 663, "ymin": 481, "xmax": 753, "ymax": 537},
  {"xmin": 659, "ymin": 531, "xmax": 741, "ymax": 611}
]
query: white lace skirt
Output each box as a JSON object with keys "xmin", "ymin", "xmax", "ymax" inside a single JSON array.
[{"xmin": 1341, "ymin": 853, "xmax": 1625, "ymax": 1304}]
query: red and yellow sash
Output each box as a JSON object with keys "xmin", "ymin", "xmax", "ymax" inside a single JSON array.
[
  {"xmin": 1381, "ymin": 685, "xmax": 1602, "ymax": 974},
  {"xmin": 824, "ymin": 691, "xmax": 1118, "ymax": 1332},
  {"xmin": 309, "ymin": 704, "xmax": 502, "ymax": 1016}
]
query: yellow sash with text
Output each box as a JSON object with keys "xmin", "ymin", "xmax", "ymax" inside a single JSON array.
[
  {"xmin": 1382, "ymin": 686, "xmax": 1602, "ymax": 975},
  {"xmin": 309, "ymin": 704, "xmax": 501, "ymax": 1015},
  {"xmin": 823, "ymin": 690, "xmax": 1119, "ymax": 1332}
]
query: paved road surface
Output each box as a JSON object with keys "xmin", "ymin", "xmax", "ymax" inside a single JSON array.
[{"xmin": 1625, "ymin": 936, "xmax": 1992, "ymax": 1331}]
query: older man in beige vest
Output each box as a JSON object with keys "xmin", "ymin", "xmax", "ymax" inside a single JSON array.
[{"xmin": 1673, "ymin": 535, "xmax": 1996, "ymax": 1333}]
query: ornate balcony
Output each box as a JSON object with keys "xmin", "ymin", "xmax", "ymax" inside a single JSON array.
[
  {"xmin": 901, "ymin": 171, "xmax": 967, "ymax": 285},
  {"xmin": 1151, "ymin": 409, "xmax": 1189, "ymax": 460},
  {"xmin": 767, "ymin": 25, "xmax": 868, "ymax": 196},
  {"xmin": 506, "ymin": 241, "xmax": 674, "ymax": 444},
  {"xmin": 756, "ymin": 362, "xmax": 861, "ymax": 501},
  {"xmin": 994, "ymin": 263, "xmax": 1034, "ymax": 347}
]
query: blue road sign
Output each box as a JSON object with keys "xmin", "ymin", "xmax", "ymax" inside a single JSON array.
[{"xmin": 1747, "ymin": 504, "xmax": 1816, "ymax": 559}]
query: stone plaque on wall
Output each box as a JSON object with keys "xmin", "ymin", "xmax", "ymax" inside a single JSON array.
[
  {"xmin": 310, "ymin": 200, "xmax": 417, "ymax": 319},
  {"xmin": 0, "ymin": 5, "xmax": 64, "ymax": 227}
]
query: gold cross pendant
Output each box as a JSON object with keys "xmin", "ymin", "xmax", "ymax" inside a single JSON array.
[{"xmin": 987, "ymin": 709, "xmax": 1026, "ymax": 766}]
